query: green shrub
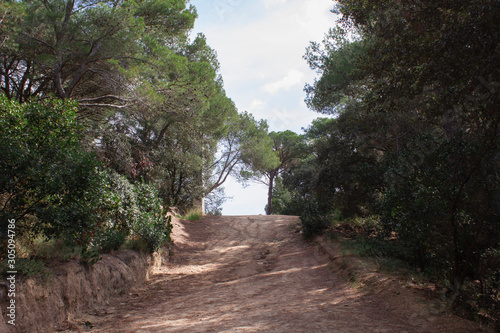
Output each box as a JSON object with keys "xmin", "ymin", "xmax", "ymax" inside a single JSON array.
[
  {"xmin": 131, "ymin": 183, "xmax": 172, "ymax": 252},
  {"xmin": 95, "ymin": 228, "xmax": 128, "ymax": 253},
  {"xmin": 80, "ymin": 247, "xmax": 101, "ymax": 267},
  {"xmin": 300, "ymin": 200, "xmax": 331, "ymax": 239},
  {"xmin": 1, "ymin": 258, "xmax": 51, "ymax": 281},
  {"xmin": 0, "ymin": 96, "xmax": 102, "ymax": 250},
  {"xmin": 90, "ymin": 171, "xmax": 171, "ymax": 254},
  {"xmin": 186, "ymin": 211, "xmax": 202, "ymax": 221},
  {"xmin": 380, "ymin": 133, "xmax": 500, "ymax": 290},
  {"xmin": 0, "ymin": 97, "xmax": 172, "ymax": 258}
]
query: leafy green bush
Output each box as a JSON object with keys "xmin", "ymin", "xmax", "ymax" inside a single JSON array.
[
  {"xmin": 0, "ymin": 97, "xmax": 172, "ymax": 258},
  {"xmin": 1, "ymin": 258, "xmax": 51, "ymax": 281},
  {"xmin": 88, "ymin": 170, "xmax": 172, "ymax": 254},
  {"xmin": 131, "ymin": 183, "xmax": 172, "ymax": 252},
  {"xmin": 95, "ymin": 229, "xmax": 128, "ymax": 253},
  {"xmin": 186, "ymin": 211, "xmax": 202, "ymax": 221},
  {"xmin": 0, "ymin": 96, "xmax": 101, "ymax": 248},
  {"xmin": 300, "ymin": 200, "xmax": 331, "ymax": 239},
  {"xmin": 268, "ymin": 177, "xmax": 294, "ymax": 215},
  {"xmin": 380, "ymin": 133, "xmax": 500, "ymax": 286}
]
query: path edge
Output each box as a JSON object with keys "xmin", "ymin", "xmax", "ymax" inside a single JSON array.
[{"xmin": 0, "ymin": 248, "xmax": 168, "ymax": 333}]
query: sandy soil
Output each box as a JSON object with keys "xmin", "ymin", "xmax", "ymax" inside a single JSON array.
[{"xmin": 64, "ymin": 215, "xmax": 487, "ymax": 332}]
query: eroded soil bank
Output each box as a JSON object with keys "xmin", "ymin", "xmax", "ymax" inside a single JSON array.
[
  {"xmin": 0, "ymin": 248, "xmax": 165, "ymax": 333},
  {"xmin": 61, "ymin": 215, "xmax": 489, "ymax": 333}
]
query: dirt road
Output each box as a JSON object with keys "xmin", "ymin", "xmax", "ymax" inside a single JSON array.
[{"xmin": 80, "ymin": 215, "xmax": 483, "ymax": 332}]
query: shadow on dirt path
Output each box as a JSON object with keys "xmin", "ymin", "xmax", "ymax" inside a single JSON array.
[{"xmin": 68, "ymin": 215, "xmax": 483, "ymax": 332}]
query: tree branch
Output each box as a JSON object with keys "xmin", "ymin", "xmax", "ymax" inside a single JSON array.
[
  {"xmin": 79, "ymin": 103, "xmax": 131, "ymax": 109},
  {"xmin": 77, "ymin": 95, "xmax": 132, "ymax": 103},
  {"xmin": 20, "ymin": 33, "xmax": 56, "ymax": 51}
]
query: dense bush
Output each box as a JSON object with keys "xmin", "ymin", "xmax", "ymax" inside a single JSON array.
[
  {"xmin": 289, "ymin": 0, "xmax": 500, "ymax": 324},
  {"xmin": 299, "ymin": 200, "xmax": 332, "ymax": 239},
  {"xmin": 130, "ymin": 182, "xmax": 172, "ymax": 252},
  {"xmin": 0, "ymin": 96, "xmax": 99, "ymax": 243},
  {"xmin": 380, "ymin": 133, "xmax": 500, "ymax": 286},
  {"xmin": 0, "ymin": 97, "xmax": 172, "ymax": 259}
]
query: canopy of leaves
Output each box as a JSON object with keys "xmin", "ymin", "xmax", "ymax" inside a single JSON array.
[
  {"xmin": 0, "ymin": 0, "xmax": 275, "ymax": 258},
  {"xmin": 1, "ymin": 0, "xmax": 196, "ymax": 109},
  {"xmin": 241, "ymin": 129, "xmax": 307, "ymax": 215},
  {"xmin": 292, "ymin": 1, "xmax": 500, "ymax": 316},
  {"xmin": 0, "ymin": 97, "xmax": 171, "ymax": 255},
  {"xmin": 0, "ymin": 0, "xmax": 277, "ymax": 213}
]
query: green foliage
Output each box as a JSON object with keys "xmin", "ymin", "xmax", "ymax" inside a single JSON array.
[
  {"xmin": 17, "ymin": 258, "xmax": 50, "ymax": 280},
  {"xmin": 314, "ymin": 116, "xmax": 383, "ymax": 218},
  {"xmin": 88, "ymin": 170, "xmax": 172, "ymax": 253},
  {"xmin": 239, "ymin": 114, "xmax": 281, "ymax": 173},
  {"xmin": 277, "ymin": 115, "xmax": 383, "ymax": 220},
  {"xmin": 1, "ymin": 258, "xmax": 51, "ymax": 281},
  {"xmin": 380, "ymin": 133, "xmax": 500, "ymax": 283},
  {"xmin": 95, "ymin": 229, "xmax": 128, "ymax": 253},
  {"xmin": 2, "ymin": 0, "xmax": 197, "ymax": 104},
  {"xmin": 0, "ymin": 1, "xmax": 24, "ymax": 50},
  {"xmin": 299, "ymin": 201, "xmax": 332, "ymax": 239},
  {"xmin": 268, "ymin": 177, "xmax": 293, "ymax": 215},
  {"xmin": 0, "ymin": 97, "xmax": 172, "ymax": 258},
  {"xmin": 0, "ymin": 96, "xmax": 98, "ymax": 242},
  {"xmin": 186, "ymin": 212, "xmax": 202, "ymax": 221},
  {"xmin": 304, "ymin": 27, "xmax": 367, "ymax": 115},
  {"xmin": 240, "ymin": 129, "xmax": 307, "ymax": 215},
  {"xmin": 79, "ymin": 247, "xmax": 101, "ymax": 267},
  {"xmin": 297, "ymin": 0, "xmax": 500, "ymax": 323},
  {"xmin": 130, "ymin": 184, "xmax": 172, "ymax": 252}
]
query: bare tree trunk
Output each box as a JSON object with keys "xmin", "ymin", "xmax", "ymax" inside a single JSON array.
[{"xmin": 266, "ymin": 171, "xmax": 276, "ymax": 215}]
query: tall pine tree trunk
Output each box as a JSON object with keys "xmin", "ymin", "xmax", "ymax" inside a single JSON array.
[{"xmin": 266, "ymin": 170, "xmax": 277, "ymax": 215}]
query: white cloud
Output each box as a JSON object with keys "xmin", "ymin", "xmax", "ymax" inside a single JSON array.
[
  {"xmin": 263, "ymin": 0, "xmax": 287, "ymax": 9},
  {"xmin": 264, "ymin": 105, "xmax": 325, "ymax": 133},
  {"xmin": 262, "ymin": 69, "xmax": 305, "ymax": 95},
  {"xmin": 221, "ymin": 177, "xmax": 267, "ymax": 215},
  {"xmin": 192, "ymin": 0, "xmax": 334, "ymax": 87},
  {"xmin": 249, "ymin": 99, "xmax": 267, "ymax": 111}
]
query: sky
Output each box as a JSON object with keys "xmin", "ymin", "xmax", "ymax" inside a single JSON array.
[{"xmin": 189, "ymin": 0, "xmax": 337, "ymax": 215}]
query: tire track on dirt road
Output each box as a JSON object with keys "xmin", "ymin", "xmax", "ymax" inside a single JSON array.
[{"xmin": 64, "ymin": 215, "xmax": 483, "ymax": 332}]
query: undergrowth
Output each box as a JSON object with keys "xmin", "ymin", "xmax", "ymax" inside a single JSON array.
[
  {"xmin": 325, "ymin": 214, "xmax": 499, "ymax": 329},
  {"xmin": 179, "ymin": 210, "xmax": 203, "ymax": 221},
  {"xmin": 0, "ymin": 258, "xmax": 52, "ymax": 283}
]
